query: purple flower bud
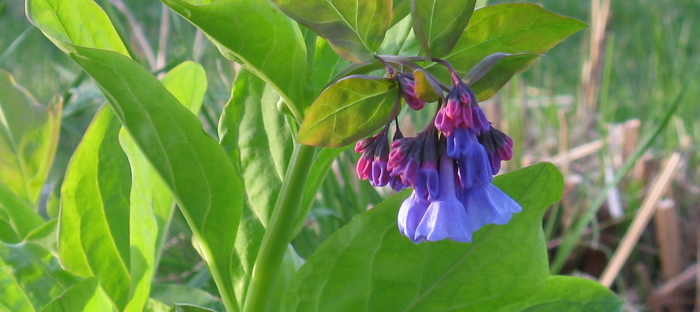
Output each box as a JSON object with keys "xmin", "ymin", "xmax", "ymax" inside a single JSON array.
[
  {"xmin": 478, "ymin": 126, "xmax": 514, "ymax": 174},
  {"xmin": 397, "ymin": 73, "xmax": 425, "ymax": 110},
  {"xmin": 354, "ymin": 131, "xmax": 392, "ymax": 186}
]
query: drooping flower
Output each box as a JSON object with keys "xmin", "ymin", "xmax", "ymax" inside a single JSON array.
[
  {"xmin": 388, "ymin": 128, "xmax": 440, "ymax": 200},
  {"xmin": 413, "ymin": 150, "xmax": 473, "ymax": 243},
  {"xmin": 355, "ymin": 131, "xmax": 391, "ymax": 187},
  {"xmin": 397, "ymin": 73, "xmax": 425, "ymax": 110},
  {"xmin": 434, "ymin": 72, "xmax": 490, "ymax": 136},
  {"xmin": 478, "ymin": 126, "xmax": 514, "ymax": 174},
  {"xmin": 397, "ymin": 192, "xmax": 430, "ymax": 242},
  {"xmin": 458, "ymin": 182, "xmax": 522, "ymax": 232}
]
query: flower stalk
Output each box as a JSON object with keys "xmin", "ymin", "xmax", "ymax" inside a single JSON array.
[{"xmin": 242, "ymin": 143, "xmax": 316, "ymax": 312}]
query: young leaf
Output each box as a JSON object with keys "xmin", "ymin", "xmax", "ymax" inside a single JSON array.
[
  {"xmin": 0, "ymin": 69, "xmax": 62, "ymax": 205},
  {"xmin": 282, "ymin": 163, "xmax": 569, "ymax": 311},
  {"xmin": 0, "ymin": 242, "xmax": 81, "ymax": 312},
  {"xmin": 272, "ymin": 0, "xmax": 392, "ymax": 63},
  {"xmin": 462, "ymin": 52, "xmax": 534, "ymax": 85},
  {"xmin": 410, "ymin": 0, "xmax": 476, "ymax": 58},
  {"xmin": 431, "ymin": 3, "xmax": 587, "ymax": 101},
  {"xmin": 0, "ymin": 181, "xmax": 43, "ymax": 244},
  {"xmin": 379, "ymin": 15, "xmax": 421, "ymax": 57},
  {"xmin": 59, "ymin": 106, "xmax": 135, "ymax": 310},
  {"xmin": 298, "ymin": 76, "xmax": 399, "ymax": 147},
  {"xmin": 42, "ymin": 277, "xmax": 113, "ymax": 312},
  {"xmin": 160, "ymin": 0, "xmax": 311, "ymax": 119}
]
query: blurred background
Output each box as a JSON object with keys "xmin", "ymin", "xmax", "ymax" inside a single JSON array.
[{"xmin": 2, "ymin": 0, "xmax": 699, "ymax": 310}]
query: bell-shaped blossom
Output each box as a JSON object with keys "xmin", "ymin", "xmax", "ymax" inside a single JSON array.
[
  {"xmin": 458, "ymin": 182, "xmax": 522, "ymax": 232},
  {"xmin": 413, "ymin": 151, "xmax": 473, "ymax": 243},
  {"xmin": 397, "ymin": 192, "xmax": 430, "ymax": 242}
]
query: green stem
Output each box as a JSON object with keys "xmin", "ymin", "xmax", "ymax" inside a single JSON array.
[{"xmin": 243, "ymin": 143, "xmax": 316, "ymax": 312}]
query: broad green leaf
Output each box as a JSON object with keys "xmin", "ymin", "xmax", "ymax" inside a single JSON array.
[
  {"xmin": 0, "ymin": 242, "xmax": 80, "ymax": 312},
  {"xmin": 42, "ymin": 277, "xmax": 113, "ymax": 312},
  {"xmin": 59, "ymin": 106, "xmax": 133, "ymax": 310},
  {"xmin": 272, "ymin": 0, "xmax": 392, "ymax": 64},
  {"xmin": 311, "ymin": 37, "xmax": 351, "ymax": 96},
  {"xmin": 116, "ymin": 61, "xmax": 207, "ymax": 311},
  {"xmin": 26, "ymin": 0, "xmax": 127, "ymax": 56},
  {"xmin": 29, "ymin": 3, "xmax": 244, "ymax": 309},
  {"xmin": 379, "ymin": 15, "xmax": 421, "ymax": 57},
  {"xmin": 432, "ymin": 3, "xmax": 587, "ymax": 101},
  {"xmin": 218, "ymin": 70, "xmax": 304, "ymax": 309},
  {"xmin": 160, "ymin": 0, "xmax": 311, "ymax": 119},
  {"xmin": 169, "ymin": 304, "xmax": 217, "ymax": 312},
  {"xmin": 298, "ymin": 76, "xmax": 399, "ymax": 147},
  {"xmin": 463, "ymin": 52, "xmax": 532, "ymax": 85},
  {"xmin": 282, "ymin": 163, "xmax": 565, "ymax": 311},
  {"xmin": 390, "ymin": 0, "xmax": 411, "ymax": 28},
  {"xmin": 0, "ymin": 69, "xmax": 62, "ymax": 205},
  {"xmin": 411, "ymin": 0, "xmax": 476, "ymax": 58},
  {"xmin": 219, "ymin": 70, "xmax": 293, "ymax": 226},
  {"xmin": 496, "ymin": 276, "xmax": 624, "ymax": 312},
  {"xmin": 150, "ymin": 283, "xmax": 226, "ymax": 312},
  {"xmin": 0, "ymin": 181, "xmax": 43, "ymax": 243}
]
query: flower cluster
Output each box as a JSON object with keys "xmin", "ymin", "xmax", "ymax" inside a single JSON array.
[{"xmin": 355, "ymin": 61, "xmax": 521, "ymax": 243}]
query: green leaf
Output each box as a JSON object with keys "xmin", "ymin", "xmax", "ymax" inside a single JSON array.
[
  {"xmin": 0, "ymin": 181, "xmax": 44, "ymax": 244},
  {"xmin": 150, "ymin": 283, "xmax": 226, "ymax": 312},
  {"xmin": 219, "ymin": 70, "xmax": 307, "ymax": 310},
  {"xmin": 26, "ymin": 0, "xmax": 128, "ymax": 56},
  {"xmin": 379, "ymin": 15, "xmax": 421, "ymax": 57},
  {"xmin": 117, "ymin": 61, "xmax": 207, "ymax": 306},
  {"xmin": 28, "ymin": 2, "xmax": 245, "ymax": 309},
  {"xmin": 433, "ymin": 3, "xmax": 587, "ymax": 101},
  {"xmin": 59, "ymin": 106, "xmax": 133, "ymax": 310},
  {"xmin": 272, "ymin": 0, "xmax": 392, "ymax": 63},
  {"xmin": 219, "ymin": 70, "xmax": 293, "ymax": 226},
  {"xmin": 0, "ymin": 242, "xmax": 81, "ymax": 312},
  {"xmin": 160, "ymin": 0, "xmax": 311, "ymax": 119},
  {"xmin": 282, "ymin": 163, "xmax": 569, "ymax": 311},
  {"xmin": 298, "ymin": 76, "xmax": 399, "ymax": 147},
  {"xmin": 143, "ymin": 299, "xmax": 171, "ymax": 312},
  {"xmin": 24, "ymin": 219, "xmax": 58, "ymax": 255},
  {"xmin": 0, "ymin": 69, "xmax": 62, "ymax": 205},
  {"xmin": 41, "ymin": 277, "xmax": 113, "ymax": 312},
  {"xmin": 311, "ymin": 38, "xmax": 351, "ymax": 96},
  {"xmin": 463, "ymin": 52, "xmax": 533, "ymax": 85},
  {"xmin": 498, "ymin": 276, "xmax": 624, "ymax": 312},
  {"xmin": 411, "ymin": 0, "xmax": 476, "ymax": 58}
]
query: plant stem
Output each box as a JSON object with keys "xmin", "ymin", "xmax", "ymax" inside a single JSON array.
[{"xmin": 243, "ymin": 143, "xmax": 316, "ymax": 312}]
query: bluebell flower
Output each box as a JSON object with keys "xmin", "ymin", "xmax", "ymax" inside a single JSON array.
[
  {"xmin": 397, "ymin": 73, "xmax": 425, "ymax": 110},
  {"xmin": 355, "ymin": 131, "xmax": 391, "ymax": 187},
  {"xmin": 397, "ymin": 192, "xmax": 430, "ymax": 243},
  {"xmin": 458, "ymin": 182, "xmax": 522, "ymax": 231},
  {"xmin": 414, "ymin": 151, "xmax": 473, "ymax": 243},
  {"xmin": 478, "ymin": 126, "xmax": 514, "ymax": 174}
]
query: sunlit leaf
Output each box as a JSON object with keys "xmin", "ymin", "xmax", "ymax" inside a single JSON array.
[
  {"xmin": 0, "ymin": 181, "xmax": 43, "ymax": 244},
  {"xmin": 298, "ymin": 76, "xmax": 399, "ymax": 147},
  {"xmin": 0, "ymin": 69, "xmax": 61, "ymax": 205},
  {"xmin": 59, "ymin": 106, "xmax": 132, "ymax": 310},
  {"xmin": 411, "ymin": 0, "xmax": 476, "ymax": 58},
  {"xmin": 169, "ymin": 304, "xmax": 217, "ymax": 312},
  {"xmin": 42, "ymin": 277, "xmax": 113, "ymax": 312},
  {"xmin": 28, "ymin": 2, "xmax": 244, "ymax": 310},
  {"xmin": 282, "ymin": 163, "xmax": 568, "ymax": 311},
  {"xmin": 431, "ymin": 3, "xmax": 587, "ymax": 100},
  {"xmin": 26, "ymin": 0, "xmax": 127, "ymax": 55},
  {"xmin": 272, "ymin": 0, "xmax": 392, "ymax": 63},
  {"xmin": 0, "ymin": 242, "xmax": 80, "ymax": 312},
  {"xmin": 160, "ymin": 0, "xmax": 311, "ymax": 119}
]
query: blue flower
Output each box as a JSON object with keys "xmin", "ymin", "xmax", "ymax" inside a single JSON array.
[
  {"xmin": 413, "ymin": 152, "xmax": 473, "ymax": 243},
  {"xmin": 458, "ymin": 182, "xmax": 522, "ymax": 231},
  {"xmin": 397, "ymin": 192, "xmax": 430, "ymax": 243}
]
